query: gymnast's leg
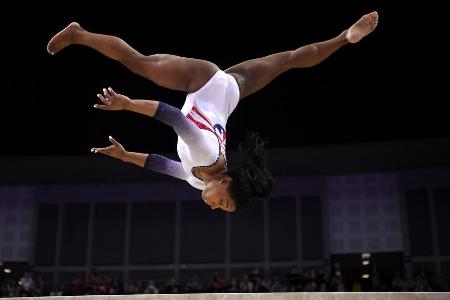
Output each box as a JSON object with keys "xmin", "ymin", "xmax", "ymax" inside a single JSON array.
[
  {"xmin": 47, "ymin": 23, "xmax": 219, "ymax": 93},
  {"xmin": 225, "ymin": 11, "xmax": 379, "ymax": 99}
]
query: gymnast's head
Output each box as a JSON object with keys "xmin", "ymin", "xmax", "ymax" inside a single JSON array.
[{"xmin": 201, "ymin": 132, "xmax": 273, "ymax": 212}]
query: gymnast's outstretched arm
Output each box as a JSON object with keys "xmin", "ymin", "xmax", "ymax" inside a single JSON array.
[
  {"xmin": 91, "ymin": 136, "xmax": 187, "ymax": 180},
  {"xmin": 95, "ymin": 87, "xmax": 206, "ymax": 148}
]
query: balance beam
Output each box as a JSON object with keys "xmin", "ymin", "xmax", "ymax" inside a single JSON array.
[{"xmin": 6, "ymin": 292, "xmax": 449, "ymax": 300}]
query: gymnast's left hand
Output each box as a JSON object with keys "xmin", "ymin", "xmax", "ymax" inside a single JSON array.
[
  {"xmin": 90, "ymin": 136, "xmax": 126, "ymax": 161},
  {"xmin": 94, "ymin": 87, "xmax": 131, "ymax": 111}
]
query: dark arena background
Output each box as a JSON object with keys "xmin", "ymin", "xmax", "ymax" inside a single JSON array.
[{"xmin": 1, "ymin": 1, "xmax": 449, "ymax": 299}]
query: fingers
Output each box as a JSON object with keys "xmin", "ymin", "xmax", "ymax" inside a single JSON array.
[
  {"xmin": 97, "ymin": 93, "xmax": 109, "ymax": 104},
  {"xmin": 102, "ymin": 87, "xmax": 116, "ymax": 100},
  {"xmin": 108, "ymin": 87, "xmax": 116, "ymax": 95},
  {"xmin": 93, "ymin": 104, "xmax": 109, "ymax": 110},
  {"xmin": 108, "ymin": 135, "xmax": 120, "ymax": 146},
  {"xmin": 95, "ymin": 87, "xmax": 117, "ymax": 109},
  {"xmin": 91, "ymin": 136, "xmax": 120, "ymax": 155},
  {"xmin": 95, "ymin": 87, "xmax": 115, "ymax": 109},
  {"xmin": 90, "ymin": 147, "xmax": 107, "ymax": 154},
  {"xmin": 91, "ymin": 143, "xmax": 114, "ymax": 154},
  {"xmin": 103, "ymin": 87, "xmax": 111, "ymax": 100}
]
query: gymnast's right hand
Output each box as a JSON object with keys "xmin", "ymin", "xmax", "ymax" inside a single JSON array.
[
  {"xmin": 91, "ymin": 136, "xmax": 126, "ymax": 161},
  {"xmin": 94, "ymin": 87, "xmax": 131, "ymax": 111}
]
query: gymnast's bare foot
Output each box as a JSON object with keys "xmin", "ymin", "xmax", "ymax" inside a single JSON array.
[
  {"xmin": 346, "ymin": 11, "xmax": 379, "ymax": 43},
  {"xmin": 47, "ymin": 22, "xmax": 83, "ymax": 55}
]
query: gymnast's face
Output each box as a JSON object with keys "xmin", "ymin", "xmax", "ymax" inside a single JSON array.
[{"xmin": 202, "ymin": 176, "xmax": 236, "ymax": 212}]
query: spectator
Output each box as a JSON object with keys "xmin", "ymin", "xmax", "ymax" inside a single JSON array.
[
  {"xmin": 164, "ymin": 277, "xmax": 179, "ymax": 294},
  {"xmin": 286, "ymin": 267, "xmax": 301, "ymax": 291},
  {"xmin": 227, "ymin": 276, "xmax": 239, "ymax": 292},
  {"xmin": 239, "ymin": 274, "xmax": 254, "ymax": 292},
  {"xmin": 185, "ymin": 274, "xmax": 202, "ymax": 293},
  {"xmin": 270, "ymin": 275, "xmax": 285, "ymax": 292},
  {"xmin": 207, "ymin": 272, "xmax": 227, "ymax": 292},
  {"xmin": 19, "ymin": 272, "xmax": 34, "ymax": 296},
  {"xmin": 144, "ymin": 280, "xmax": 159, "ymax": 294}
]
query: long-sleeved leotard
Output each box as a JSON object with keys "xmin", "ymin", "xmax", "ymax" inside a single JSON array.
[
  {"xmin": 144, "ymin": 70, "xmax": 240, "ymax": 190},
  {"xmin": 143, "ymin": 101, "xmax": 213, "ymax": 179}
]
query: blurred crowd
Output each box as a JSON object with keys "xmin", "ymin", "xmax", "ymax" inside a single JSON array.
[{"xmin": 1, "ymin": 262, "xmax": 448, "ymax": 297}]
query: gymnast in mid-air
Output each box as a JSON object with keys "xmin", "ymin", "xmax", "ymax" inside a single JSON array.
[{"xmin": 47, "ymin": 11, "xmax": 378, "ymax": 212}]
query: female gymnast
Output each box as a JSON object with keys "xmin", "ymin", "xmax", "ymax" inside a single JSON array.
[{"xmin": 47, "ymin": 12, "xmax": 378, "ymax": 212}]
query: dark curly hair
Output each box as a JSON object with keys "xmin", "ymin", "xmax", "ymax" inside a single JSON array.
[{"xmin": 225, "ymin": 132, "xmax": 273, "ymax": 211}]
